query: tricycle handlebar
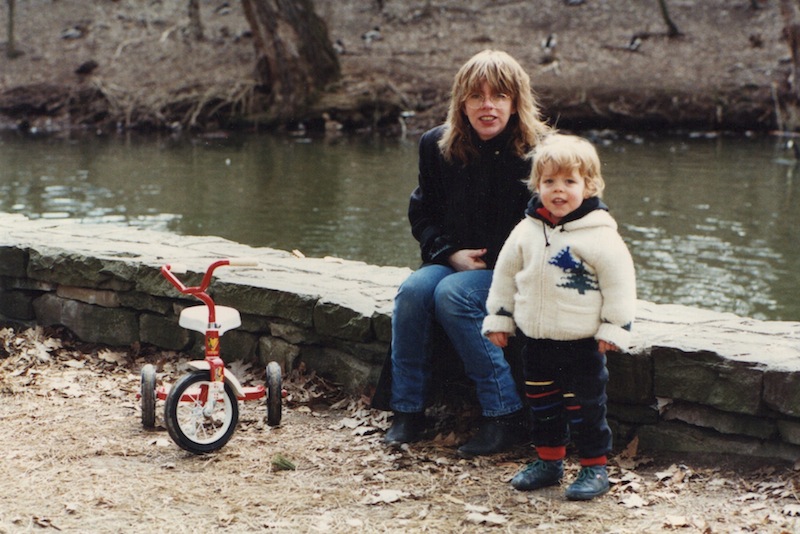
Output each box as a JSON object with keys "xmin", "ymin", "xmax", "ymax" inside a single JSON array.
[{"xmin": 161, "ymin": 258, "xmax": 258, "ymax": 296}]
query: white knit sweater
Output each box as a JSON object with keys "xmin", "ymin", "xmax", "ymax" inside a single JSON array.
[{"xmin": 482, "ymin": 209, "xmax": 636, "ymax": 350}]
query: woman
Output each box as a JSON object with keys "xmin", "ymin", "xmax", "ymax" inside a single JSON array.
[{"xmin": 384, "ymin": 49, "xmax": 552, "ymax": 457}]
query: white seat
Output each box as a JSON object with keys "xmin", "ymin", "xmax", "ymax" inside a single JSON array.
[{"xmin": 179, "ymin": 305, "xmax": 241, "ymax": 335}]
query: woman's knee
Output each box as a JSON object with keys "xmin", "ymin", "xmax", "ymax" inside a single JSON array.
[
  {"xmin": 395, "ymin": 266, "xmax": 450, "ymax": 316},
  {"xmin": 433, "ymin": 272, "xmax": 490, "ymax": 314}
]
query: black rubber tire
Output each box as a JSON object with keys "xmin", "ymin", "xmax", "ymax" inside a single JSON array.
[
  {"xmin": 140, "ymin": 364, "xmax": 157, "ymax": 428},
  {"xmin": 164, "ymin": 370, "xmax": 239, "ymax": 454},
  {"xmin": 266, "ymin": 361, "xmax": 282, "ymax": 427}
]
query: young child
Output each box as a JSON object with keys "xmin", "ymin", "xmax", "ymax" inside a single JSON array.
[{"xmin": 482, "ymin": 133, "xmax": 636, "ymax": 501}]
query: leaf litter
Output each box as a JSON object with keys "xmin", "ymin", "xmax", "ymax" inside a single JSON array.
[{"xmin": 1, "ymin": 324, "xmax": 800, "ymax": 533}]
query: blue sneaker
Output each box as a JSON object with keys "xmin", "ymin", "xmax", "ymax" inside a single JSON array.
[
  {"xmin": 565, "ymin": 465, "xmax": 610, "ymax": 500},
  {"xmin": 510, "ymin": 460, "xmax": 563, "ymax": 491}
]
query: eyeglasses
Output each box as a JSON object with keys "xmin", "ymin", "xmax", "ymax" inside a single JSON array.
[{"xmin": 464, "ymin": 92, "xmax": 512, "ymax": 109}]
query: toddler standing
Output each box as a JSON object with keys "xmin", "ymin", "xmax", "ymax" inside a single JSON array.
[{"xmin": 482, "ymin": 133, "xmax": 636, "ymax": 500}]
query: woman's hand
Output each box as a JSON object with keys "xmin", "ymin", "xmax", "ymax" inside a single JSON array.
[
  {"xmin": 598, "ymin": 340, "xmax": 619, "ymax": 354},
  {"xmin": 448, "ymin": 248, "xmax": 488, "ymax": 271},
  {"xmin": 486, "ymin": 331, "xmax": 508, "ymax": 348}
]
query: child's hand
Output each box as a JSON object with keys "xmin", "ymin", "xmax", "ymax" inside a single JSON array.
[
  {"xmin": 486, "ymin": 331, "xmax": 508, "ymax": 348},
  {"xmin": 598, "ymin": 340, "xmax": 618, "ymax": 354}
]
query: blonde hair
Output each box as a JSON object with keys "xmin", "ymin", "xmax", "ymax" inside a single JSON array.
[
  {"xmin": 530, "ymin": 134, "xmax": 606, "ymax": 198},
  {"xmin": 438, "ymin": 49, "xmax": 551, "ymax": 163}
]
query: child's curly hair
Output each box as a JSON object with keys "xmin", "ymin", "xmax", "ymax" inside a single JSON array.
[{"xmin": 529, "ymin": 134, "xmax": 606, "ymax": 198}]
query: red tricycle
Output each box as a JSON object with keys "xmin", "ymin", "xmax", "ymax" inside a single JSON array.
[{"xmin": 139, "ymin": 259, "xmax": 283, "ymax": 454}]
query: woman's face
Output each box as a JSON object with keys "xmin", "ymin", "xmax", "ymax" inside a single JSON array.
[{"xmin": 463, "ymin": 81, "xmax": 516, "ymax": 141}]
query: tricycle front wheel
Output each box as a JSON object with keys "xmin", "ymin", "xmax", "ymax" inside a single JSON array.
[
  {"xmin": 266, "ymin": 361, "xmax": 282, "ymax": 427},
  {"xmin": 164, "ymin": 370, "xmax": 239, "ymax": 454},
  {"xmin": 140, "ymin": 364, "xmax": 157, "ymax": 428}
]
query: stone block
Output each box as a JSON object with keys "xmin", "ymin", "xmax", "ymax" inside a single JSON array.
[
  {"xmin": 607, "ymin": 350, "xmax": 654, "ymax": 404},
  {"xmin": 133, "ymin": 263, "xmax": 176, "ymax": 296},
  {"xmin": 653, "ymin": 347, "xmax": 763, "ymax": 415},
  {"xmin": 636, "ymin": 421, "xmax": 800, "ymax": 462},
  {"xmin": 258, "ymin": 335, "xmax": 301, "ymax": 370},
  {"xmin": 1, "ymin": 276, "xmax": 56, "ymax": 291},
  {"xmin": 216, "ymin": 282, "xmax": 315, "ymax": 327},
  {"xmin": 327, "ymin": 339, "xmax": 387, "ymax": 365},
  {"xmin": 608, "ymin": 402, "xmax": 659, "ymax": 425},
  {"xmin": 28, "ymin": 249, "xmax": 134, "ymax": 291},
  {"xmin": 763, "ymin": 370, "xmax": 800, "ymax": 417},
  {"xmin": 313, "ymin": 300, "xmax": 372, "ymax": 342},
  {"xmin": 298, "ymin": 345, "xmax": 373, "ymax": 394},
  {"xmin": 57, "ymin": 285, "xmax": 120, "ymax": 308},
  {"xmin": 33, "ymin": 293, "xmax": 139, "ymax": 346},
  {"xmin": 0, "ymin": 289, "xmax": 37, "ymax": 320},
  {"xmin": 220, "ymin": 330, "xmax": 259, "ymax": 364},
  {"xmin": 372, "ymin": 312, "xmax": 392, "ymax": 343},
  {"xmin": 0, "ymin": 246, "xmax": 28, "ymax": 277},
  {"xmin": 661, "ymin": 401, "xmax": 776, "ymax": 439},
  {"xmin": 118, "ymin": 291, "xmax": 173, "ymax": 315},
  {"xmin": 777, "ymin": 419, "xmax": 800, "ymax": 446},
  {"xmin": 269, "ymin": 321, "xmax": 314, "ymax": 345},
  {"xmin": 139, "ymin": 313, "xmax": 190, "ymax": 351}
]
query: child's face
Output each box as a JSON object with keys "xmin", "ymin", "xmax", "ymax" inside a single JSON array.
[{"xmin": 537, "ymin": 162, "xmax": 586, "ymax": 223}]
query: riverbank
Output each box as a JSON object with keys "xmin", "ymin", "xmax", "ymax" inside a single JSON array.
[{"xmin": 0, "ymin": 0, "xmax": 790, "ymax": 135}]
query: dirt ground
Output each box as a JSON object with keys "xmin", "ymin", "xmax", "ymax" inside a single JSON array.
[
  {"xmin": 0, "ymin": 0, "xmax": 791, "ymax": 134},
  {"xmin": 2, "ymin": 325, "xmax": 800, "ymax": 534}
]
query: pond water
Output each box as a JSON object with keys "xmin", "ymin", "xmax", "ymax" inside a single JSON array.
[{"xmin": 1, "ymin": 130, "xmax": 798, "ymax": 322}]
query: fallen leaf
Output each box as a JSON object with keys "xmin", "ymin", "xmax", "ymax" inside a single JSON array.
[
  {"xmin": 664, "ymin": 515, "xmax": 689, "ymax": 527},
  {"xmin": 620, "ymin": 493, "xmax": 648, "ymax": 509},
  {"xmin": 361, "ymin": 489, "xmax": 409, "ymax": 505},
  {"xmin": 98, "ymin": 350, "xmax": 126, "ymax": 365},
  {"xmin": 734, "ymin": 492, "xmax": 764, "ymax": 502},
  {"xmin": 465, "ymin": 512, "xmax": 507, "ymax": 525},
  {"xmin": 464, "ymin": 503, "xmax": 491, "ymax": 513}
]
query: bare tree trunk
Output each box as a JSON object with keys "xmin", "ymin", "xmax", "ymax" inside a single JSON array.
[
  {"xmin": 657, "ymin": 0, "xmax": 682, "ymax": 37},
  {"xmin": 781, "ymin": 0, "xmax": 800, "ymax": 100},
  {"xmin": 6, "ymin": 0, "xmax": 17, "ymax": 58},
  {"xmin": 240, "ymin": 0, "xmax": 340, "ymax": 120},
  {"xmin": 187, "ymin": 0, "xmax": 203, "ymax": 41}
]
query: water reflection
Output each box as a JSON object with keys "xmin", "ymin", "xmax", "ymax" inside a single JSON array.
[{"xmin": 0, "ymin": 131, "xmax": 798, "ymax": 321}]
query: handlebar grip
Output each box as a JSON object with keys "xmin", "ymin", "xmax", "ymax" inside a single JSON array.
[{"xmin": 228, "ymin": 258, "xmax": 258, "ymax": 267}]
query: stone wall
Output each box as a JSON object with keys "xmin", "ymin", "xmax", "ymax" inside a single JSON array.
[{"xmin": 2, "ymin": 213, "xmax": 800, "ymax": 462}]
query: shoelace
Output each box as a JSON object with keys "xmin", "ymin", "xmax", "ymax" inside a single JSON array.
[{"xmin": 575, "ymin": 467, "xmax": 602, "ymax": 482}]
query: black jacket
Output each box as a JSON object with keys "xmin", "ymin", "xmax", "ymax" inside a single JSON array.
[{"xmin": 408, "ymin": 124, "xmax": 533, "ymax": 269}]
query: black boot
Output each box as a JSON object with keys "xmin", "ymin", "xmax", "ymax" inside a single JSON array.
[
  {"xmin": 457, "ymin": 409, "xmax": 529, "ymax": 458},
  {"xmin": 384, "ymin": 412, "xmax": 425, "ymax": 447}
]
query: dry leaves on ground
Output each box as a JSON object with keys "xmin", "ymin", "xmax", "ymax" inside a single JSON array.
[{"xmin": 1, "ymin": 324, "xmax": 800, "ymax": 533}]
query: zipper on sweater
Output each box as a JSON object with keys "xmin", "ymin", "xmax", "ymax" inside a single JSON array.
[{"xmin": 536, "ymin": 224, "xmax": 552, "ymax": 333}]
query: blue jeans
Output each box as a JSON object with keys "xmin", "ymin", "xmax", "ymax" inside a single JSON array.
[{"xmin": 390, "ymin": 264, "xmax": 523, "ymax": 417}]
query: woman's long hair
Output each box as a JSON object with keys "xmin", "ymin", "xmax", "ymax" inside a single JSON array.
[{"xmin": 438, "ymin": 49, "xmax": 551, "ymax": 163}]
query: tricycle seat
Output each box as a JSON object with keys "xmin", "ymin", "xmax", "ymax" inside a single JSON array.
[{"xmin": 179, "ymin": 305, "xmax": 241, "ymax": 335}]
